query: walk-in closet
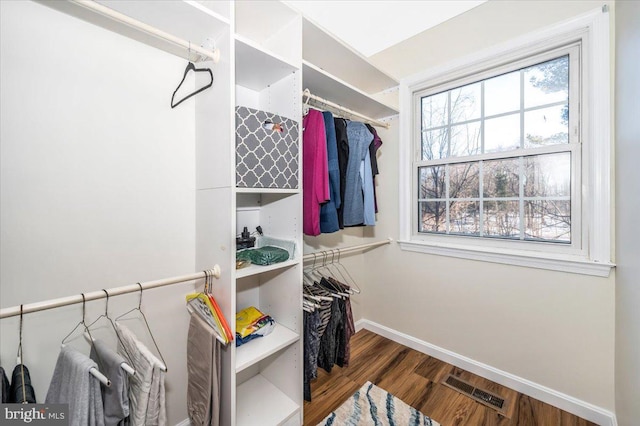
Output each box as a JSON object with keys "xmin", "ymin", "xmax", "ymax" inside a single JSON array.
[{"xmin": 1, "ymin": 1, "xmax": 632, "ymax": 426}]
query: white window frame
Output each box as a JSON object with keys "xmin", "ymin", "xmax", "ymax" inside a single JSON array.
[{"xmin": 398, "ymin": 8, "xmax": 613, "ymax": 277}]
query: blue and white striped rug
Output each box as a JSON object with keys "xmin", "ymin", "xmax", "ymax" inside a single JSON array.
[{"xmin": 317, "ymin": 381, "xmax": 439, "ymax": 426}]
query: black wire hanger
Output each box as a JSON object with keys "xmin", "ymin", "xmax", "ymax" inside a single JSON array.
[{"xmin": 171, "ymin": 56, "xmax": 214, "ymax": 108}]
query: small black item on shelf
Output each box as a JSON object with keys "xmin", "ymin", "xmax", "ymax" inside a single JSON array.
[{"xmin": 236, "ymin": 227, "xmax": 256, "ymax": 250}]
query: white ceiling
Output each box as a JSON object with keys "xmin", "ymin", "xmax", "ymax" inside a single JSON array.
[{"xmin": 284, "ymin": 0, "xmax": 486, "ymax": 57}]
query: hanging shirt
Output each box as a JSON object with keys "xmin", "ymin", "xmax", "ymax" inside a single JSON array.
[
  {"xmin": 319, "ymin": 111, "xmax": 340, "ymax": 233},
  {"xmin": 343, "ymin": 122, "xmax": 373, "ymax": 226},
  {"xmin": 303, "ymin": 109, "xmax": 330, "ymax": 236},
  {"xmin": 334, "ymin": 118, "xmax": 350, "ymax": 229}
]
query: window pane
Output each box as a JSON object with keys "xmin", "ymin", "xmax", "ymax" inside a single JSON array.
[
  {"xmin": 524, "ymin": 200, "xmax": 571, "ymax": 242},
  {"xmin": 449, "ymin": 162, "xmax": 479, "ymax": 198},
  {"xmin": 422, "ymin": 91, "xmax": 448, "ymax": 129},
  {"xmin": 524, "ymin": 56, "xmax": 568, "ymax": 109},
  {"xmin": 524, "ymin": 104, "xmax": 569, "ymax": 148},
  {"xmin": 523, "ymin": 153, "xmax": 570, "ymax": 197},
  {"xmin": 419, "ymin": 166, "xmax": 445, "ymax": 199},
  {"xmin": 484, "ymin": 113, "xmax": 520, "ymax": 153},
  {"xmin": 422, "ymin": 128, "xmax": 448, "ymax": 160},
  {"xmin": 419, "ymin": 201, "xmax": 446, "ymax": 233},
  {"xmin": 450, "ymin": 201, "xmax": 480, "ymax": 235},
  {"xmin": 484, "ymin": 71, "xmax": 520, "ymax": 116},
  {"xmin": 483, "ymin": 158, "xmax": 520, "ymax": 198},
  {"xmin": 450, "ymin": 121, "xmax": 481, "ymax": 157},
  {"xmin": 450, "ymin": 82, "xmax": 481, "ymax": 123},
  {"xmin": 484, "ymin": 201, "xmax": 520, "ymax": 238}
]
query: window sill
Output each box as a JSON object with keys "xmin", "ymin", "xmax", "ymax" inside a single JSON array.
[{"xmin": 398, "ymin": 240, "xmax": 614, "ymax": 277}]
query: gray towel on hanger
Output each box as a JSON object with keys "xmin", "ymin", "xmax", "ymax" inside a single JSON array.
[
  {"xmin": 115, "ymin": 323, "xmax": 166, "ymax": 426},
  {"xmin": 46, "ymin": 345, "xmax": 105, "ymax": 426},
  {"xmin": 187, "ymin": 311, "xmax": 221, "ymax": 426},
  {"xmin": 90, "ymin": 339, "xmax": 130, "ymax": 426}
]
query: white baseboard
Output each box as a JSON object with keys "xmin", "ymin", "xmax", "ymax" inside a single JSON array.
[{"xmin": 357, "ymin": 319, "xmax": 617, "ymax": 426}]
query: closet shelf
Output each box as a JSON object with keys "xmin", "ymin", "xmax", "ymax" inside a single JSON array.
[
  {"xmin": 235, "ymin": 323, "xmax": 299, "ymax": 372},
  {"xmin": 43, "ymin": 0, "xmax": 229, "ymax": 62},
  {"xmin": 235, "ymin": 258, "xmax": 299, "ymax": 279},
  {"xmin": 235, "ymin": 35, "xmax": 299, "ymax": 91},
  {"xmin": 303, "ymin": 61, "xmax": 399, "ymax": 120},
  {"xmin": 236, "ymin": 187, "xmax": 300, "ymax": 194},
  {"xmin": 236, "ymin": 374, "xmax": 300, "ymax": 426},
  {"xmin": 302, "ymin": 17, "xmax": 398, "ymax": 94}
]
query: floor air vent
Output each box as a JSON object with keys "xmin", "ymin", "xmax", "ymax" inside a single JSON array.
[{"xmin": 442, "ymin": 374, "xmax": 507, "ymax": 414}]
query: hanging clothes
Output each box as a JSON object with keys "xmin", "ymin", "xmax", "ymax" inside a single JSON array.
[
  {"xmin": 361, "ymin": 148, "xmax": 375, "ymax": 226},
  {"xmin": 115, "ymin": 323, "xmax": 167, "ymax": 426},
  {"xmin": 343, "ymin": 122, "xmax": 373, "ymax": 226},
  {"xmin": 303, "ymin": 274, "xmax": 356, "ymax": 402},
  {"xmin": 9, "ymin": 364, "xmax": 36, "ymax": 404},
  {"xmin": 187, "ymin": 312, "xmax": 221, "ymax": 426},
  {"xmin": 329, "ymin": 278, "xmax": 355, "ymax": 368},
  {"xmin": 334, "ymin": 118, "xmax": 350, "ymax": 229},
  {"xmin": 46, "ymin": 346, "xmax": 105, "ymax": 426},
  {"xmin": 90, "ymin": 339, "xmax": 130, "ymax": 426},
  {"xmin": 365, "ymin": 124, "xmax": 383, "ymax": 214},
  {"xmin": 303, "ymin": 309, "xmax": 320, "ymax": 402},
  {"xmin": 1, "ymin": 367, "xmax": 9, "ymax": 403},
  {"xmin": 319, "ymin": 111, "xmax": 340, "ymax": 233},
  {"xmin": 303, "ymin": 109, "xmax": 330, "ymax": 236}
]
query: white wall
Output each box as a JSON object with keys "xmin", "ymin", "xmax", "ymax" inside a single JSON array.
[
  {"xmin": 362, "ymin": 0, "xmax": 616, "ymax": 413},
  {"xmin": 614, "ymin": 1, "xmax": 640, "ymax": 424},
  {"xmin": 1, "ymin": 2, "xmax": 197, "ymax": 424}
]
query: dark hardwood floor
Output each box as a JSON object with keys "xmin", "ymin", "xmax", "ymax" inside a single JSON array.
[{"xmin": 304, "ymin": 329, "xmax": 598, "ymax": 426}]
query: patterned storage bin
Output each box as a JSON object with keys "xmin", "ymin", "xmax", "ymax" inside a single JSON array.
[{"xmin": 235, "ymin": 106, "xmax": 299, "ymax": 189}]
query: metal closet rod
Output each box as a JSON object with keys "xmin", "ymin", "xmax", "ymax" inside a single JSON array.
[
  {"xmin": 303, "ymin": 89, "xmax": 391, "ymax": 129},
  {"xmin": 303, "ymin": 238, "xmax": 393, "ymax": 262},
  {"xmin": 69, "ymin": 0, "xmax": 221, "ymax": 63},
  {"xmin": 0, "ymin": 266, "xmax": 221, "ymax": 319}
]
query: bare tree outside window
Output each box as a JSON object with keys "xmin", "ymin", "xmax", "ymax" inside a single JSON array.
[{"xmin": 418, "ymin": 55, "xmax": 572, "ymax": 243}]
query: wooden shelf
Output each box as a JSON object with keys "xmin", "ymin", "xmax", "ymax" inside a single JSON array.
[
  {"xmin": 235, "ymin": 35, "xmax": 299, "ymax": 91},
  {"xmin": 235, "ymin": 323, "xmax": 299, "ymax": 372},
  {"xmin": 235, "ymin": 258, "xmax": 299, "ymax": 279},
  {"xmin": 236, "ymin": 374, "xmax": 300, "ymax": 426},
  {"xmin": 303, "ymin": 61, "xmax": 399, "ymax": 119},
  {"xmin": 302, "ymin": 17, "xmax": 397, "ymax": 94}
]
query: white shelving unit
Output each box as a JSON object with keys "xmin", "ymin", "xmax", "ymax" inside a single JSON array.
[
  {"xmin": 43, "ymin": 1, "xmax": 397, "ymax": 424},
  {"xmin": 301, "ymin": 17, "xmax": 399, "ymax": 123},
  {"xmin": 302, "ymin": 17, "xmax": 397, "ymax": 94},
  {"xmin": 303, "ymin": 61, "xmax": 398, "ymax": 120},
  {"xmin": 233, "ymin": 2, "xmax": 303, "ymax": 425},
  {"xmin": 237, "ymin": 374, "xmax": 299, "ymax": 426},
  {"xmin": 235, "ymin": 323, "xmax": 299, "ymax": 372}
]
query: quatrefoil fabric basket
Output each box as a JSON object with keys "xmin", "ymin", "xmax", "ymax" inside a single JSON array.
[{"xmin": 235, "ymin": 106, "xmax": 299, "ymax": 189}]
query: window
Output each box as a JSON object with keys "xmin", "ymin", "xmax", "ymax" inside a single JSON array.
[
  {"xmin": 399, "ymin": 10, "xmax": 613, "ymax": 276},
  {"xmin": 417, "ymin": 50, "xmax": 577, "ymax": 246}
]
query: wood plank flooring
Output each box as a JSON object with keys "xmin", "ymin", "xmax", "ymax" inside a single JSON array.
[{"xmin": 304, "ymin": 329, "xmax": 597, "ymax": 426}]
